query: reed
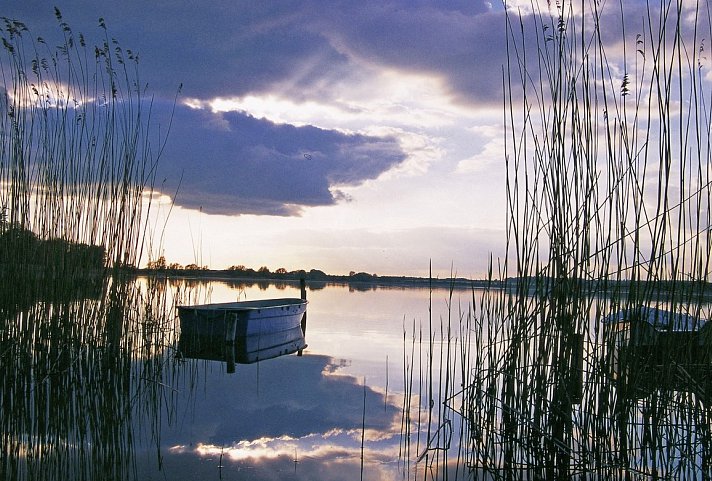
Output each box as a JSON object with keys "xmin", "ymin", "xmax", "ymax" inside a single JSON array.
[
  {"xmin": 0, "ymin": 9, "xmax": 163, "ymax": 275},
  {"xmin": 403, "ymin": 1, "xmax": 712, "ymax": 479},
  {"xmin": 0, "ymin": 11, "xmax": 180, "ymax": 481}
]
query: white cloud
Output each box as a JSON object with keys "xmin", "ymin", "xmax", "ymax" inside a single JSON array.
[
  {"xmin": 456, "ymin": 124, "xmax": 504, "ymax": 173},
  {"xmin": 208, "ymin": 67, "xmax": 467, "ymax": 132},
  {"xmin": 503, "ymin": 0, "xmax": 567, "ymax": 16},
  {"xmin": 363, "ymin": 127, "xmax": 445, "ymax": 178}
]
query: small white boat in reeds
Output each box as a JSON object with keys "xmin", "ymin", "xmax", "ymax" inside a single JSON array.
[
  {"xmin": 177, "ymin": 298, "xmax": 308, "ymax": 371},
  {"xmin": 178, "ymin": 298, "xmax": 307, "ymax": 339},
  {"xmin": 604, "ymin": 306, "xmax": 712, "ymax": 398}
]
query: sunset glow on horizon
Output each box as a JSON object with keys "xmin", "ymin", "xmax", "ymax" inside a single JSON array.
[{"xmin": 4, "ymin": 0, "xmax": 701, "ymax": 278}]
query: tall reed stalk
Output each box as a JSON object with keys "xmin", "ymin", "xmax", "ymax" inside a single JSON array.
[
  {"xmin": 0, "ymin": 9, "xmax": 162, "ymax": 274},
  {"xmin": 403, "ymin": 1, "xmax": 712, "ymax": 479},
  {"xmin": 0, "ymin": 11, "xmax": 178, "ymax": 481}
]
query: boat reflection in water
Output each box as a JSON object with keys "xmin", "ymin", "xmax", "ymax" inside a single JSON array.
[
  {"xmin": 177, "ymin": 326, "xmax": 307, "ymax": 372},
  {"xmin": 177, "ymin": 298, "xmax": 308, "ymax": 372}
]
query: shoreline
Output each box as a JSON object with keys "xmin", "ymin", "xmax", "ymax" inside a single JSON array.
[
  {"xmin": 135, "ymin": 268, "xmax": 498, "ymax": 290},
  {"xmin": 134, "ymin": 268, "xmax": 712, "ymax": 300}
]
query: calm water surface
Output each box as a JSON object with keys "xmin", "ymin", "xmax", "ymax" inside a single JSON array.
[
  {"xmin": 5, "ymin": 277, "xmax": 711, "ymax": 479},
  {"xmin": 133, "ymin": 279, "xmax": 463, "ymax": 481}
]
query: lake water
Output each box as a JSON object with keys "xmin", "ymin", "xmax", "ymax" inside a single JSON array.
[
  {"xmin": 4, "ymin": 277, "xmax": 712, "ymax": 480},
  {"xmin": 136, "ymin": 278, "xmax": 461, "ymax": 480}
]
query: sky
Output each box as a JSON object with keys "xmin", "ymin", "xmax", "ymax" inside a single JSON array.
[{"xmin": 1, "ymin": 0, "xmax": 696, "ymax": 278}]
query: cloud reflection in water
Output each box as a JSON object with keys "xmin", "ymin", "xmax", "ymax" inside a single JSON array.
[{"xmin": 138, "ymin": 353, "xmax": 402, "ymax": 480}]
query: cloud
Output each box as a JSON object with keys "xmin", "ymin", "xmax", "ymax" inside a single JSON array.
[
  {"xmin": 2, "ymin": 2, "xmax": 346, "ymax": 99},
  {"xmin": 3, "ymin": 1, "xmax": 686, "ymax": 116},
  {"xmin": 456, "ymin": 124, "xmax": 504, "ymax": 173},
  {"xmin": 155, "ymin": 104, "xmax": 406, "ymax": 215},
  {"xmin": 157, "ymin": 354, "xmax": 400, "ymax": 445},
  {"xmin": 305, "ymin": 1, "xmax": 506, "ymax": 106},
  {"xmin": 134, "ymin": 353, "xmax": 403, "ymax": 480},
  {"xmin": 2, "ymin": 1, "xmax": 507, "ymax": 107}
]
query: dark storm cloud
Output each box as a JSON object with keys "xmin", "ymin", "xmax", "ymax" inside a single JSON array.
[
  {"xmin": 2, "ymin": 1, "xmax": 664, "ymax": 108},
  {"xmin": 155, "ymin": 104, "xmax": 406, "ymax": 215},
  {"xmin": 2, "ymin": 1, "xmax": 506, "ymax": 105}
]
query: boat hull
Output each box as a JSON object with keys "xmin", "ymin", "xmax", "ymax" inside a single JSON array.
[
  {"xmin": 604, "ymin": 307, "xmax": 712, "ymax": 399},
  {"xmin": 178, "ymin": 298, "xmax": 307, "ymax": 338}
]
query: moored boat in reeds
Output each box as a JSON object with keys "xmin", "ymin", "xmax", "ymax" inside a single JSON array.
[
  {"xmin": 177, "ymin": 298, "xmax": 307, "ymax": 338},
  {"xmin": 604, "ymin": 306, "xmax": 712, "ymax": 398}
]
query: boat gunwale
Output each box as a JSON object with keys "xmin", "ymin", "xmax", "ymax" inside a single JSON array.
[
  {"xmin": 603, "ymin": 306, "xmax": 708, "ymax": 333},
  {"xmin": 177, "ymin": 297, "xmax": 307, "ymax": 312}
]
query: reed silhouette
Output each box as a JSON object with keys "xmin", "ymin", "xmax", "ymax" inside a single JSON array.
[
  {"xmin": 403, "ymin": 1, "xmax": 712, "ymax": 479},
  {"xmin": 0, "ymin": 11, "xmax": 178, "ymax": 480}
]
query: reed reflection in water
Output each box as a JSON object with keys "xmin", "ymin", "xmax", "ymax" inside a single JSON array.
[
  {"xmin": 401, "ymin": 286, "xmax": 712, "ymax": 480},
  {"xmin": 3, "ymin": 277, "xmax": 436, "ymax": 481},
  {"xmin": 4, "ymin": 274, "xmax": 712, "ymax": 480},
  {"xmin": 0, "ymin": 275, "xmax": 179, "ymax": 481}
]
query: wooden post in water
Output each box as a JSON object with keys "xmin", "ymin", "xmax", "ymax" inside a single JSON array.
[
  {"xmin": 298, "ymin": 277, "xmax": 307, "ymax": 356},
  {"xmin": 225, "ymin": 343, "xmax": 236, "ymax": 374},
  {"xmin": 225, "ymin": 313, "xmax": 237, "ymax": 343},
  {"xmin": 225, "ymin": 312, "xmax": 237, "ymax": 372}
]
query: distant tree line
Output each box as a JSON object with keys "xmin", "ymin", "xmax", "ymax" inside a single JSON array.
[
  {"xmin": 141, "ymin": 258, "xmax": 512, "ymax": 290},
  {"xmin": 139, "ymin": 257, "xmax": 498, "ymax": 289},
  {"xmin": 145, "ymin": 256, "xmax": 208, "ymax": 271},
  {"xmin": 143, "ymin": 258, "xmax": 383, "ymax": 282},
  {"xmin": 0, "ymin": 226, "xmax": 105, "ymax": 272}
]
